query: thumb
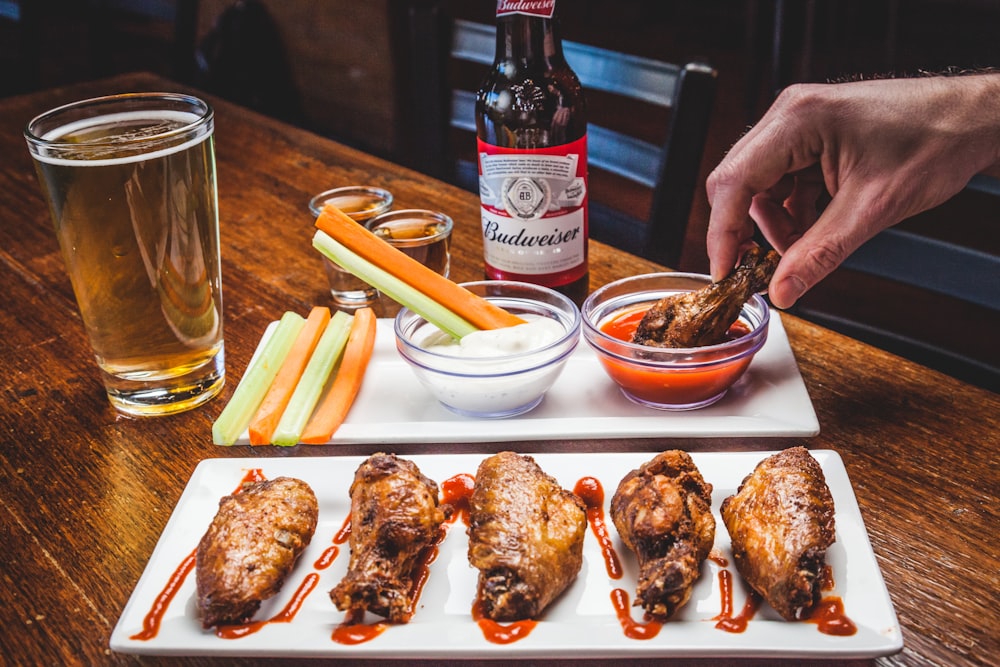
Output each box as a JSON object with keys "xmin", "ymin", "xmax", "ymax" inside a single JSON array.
[{"xmin": 767, "ymin": 190, "xmax": 890, "ymax": 309}]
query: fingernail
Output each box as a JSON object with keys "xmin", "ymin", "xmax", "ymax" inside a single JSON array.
[{"xmin": 773, "ymin": 275, "xmax": 807, "ymax": 309}]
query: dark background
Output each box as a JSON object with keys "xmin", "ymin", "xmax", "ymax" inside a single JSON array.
[{"xmin": 3, "ymin": 0, "xmax": 998, "ymax": 389}]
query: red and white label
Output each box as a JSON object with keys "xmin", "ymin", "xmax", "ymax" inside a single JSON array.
[
  {"xmin": 477, "ymin": 136, "xmax": 588, "ymax": 287},
  {"xmin": 496, "ymin": 0, "xmax": 555, "ymax": 19}
]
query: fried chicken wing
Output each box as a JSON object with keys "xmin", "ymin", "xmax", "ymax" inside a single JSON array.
[
  {"xmin": 610, "ymin": 450, "xmax": 715, "ymax": 619},
  {"xmin": 329, "ymin": 453, "xmax": 449, "ymax": 623},
  {"xmin": 720, "ymin": 447, "xmax": 836, "ymax": 621},
  {"xmin": 468, "ymin": 451, "xmax": 587, "ymax": 621},
  {"xmin": 196, "ymin": 476, "xmax": 319, "ymax": 629},
  {"xmin": 632, "ymin": 246, "xmax": 779, "ymax": 348}
]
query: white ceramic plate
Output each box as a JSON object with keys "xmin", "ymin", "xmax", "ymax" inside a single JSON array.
[
  {"xmin": 110, "ymin": 450, "xmax": 901, "ymax": 659},
  {"xmin": 230, "ymin": 312, "xmax": 818, "ymax": 445}
]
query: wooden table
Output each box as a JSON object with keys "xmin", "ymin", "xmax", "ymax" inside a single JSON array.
[{"xmin": 2, "ymin": 73, "xmax": 997, "ymax": 667}]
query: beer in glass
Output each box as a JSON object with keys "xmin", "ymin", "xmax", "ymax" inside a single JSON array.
[{"xmin": 25, "ymin": 93, "xmax": 225, "ymax": 416}]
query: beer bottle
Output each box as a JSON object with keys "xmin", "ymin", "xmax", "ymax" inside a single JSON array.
[{"xmin": 476, "ymin": 0, "xmax": 589, "ymax": 306}]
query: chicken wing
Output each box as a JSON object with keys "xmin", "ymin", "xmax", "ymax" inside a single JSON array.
[
  {"xmin": 468, "ymin": 451, "xmax": 587, "ymax": 621},
  {"xmin": 196, "ymin": 476, "xmax": 319, "ymax": 628},
  {"xmin": 720, "ymin": 446, "xmax": 836, "ymax": 621},
  {"xmin": 329, "ymin": 453, "xmax": 449, "ymax": 623},
  {"xmin": 610, "ymin": 450, "xmax": 715, "ymax": 619},
  {"xmin": 632, "ymin": 246, "xmax": 779, "ymax": 348}
]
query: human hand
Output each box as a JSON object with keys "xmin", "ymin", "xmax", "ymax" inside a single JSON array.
[{"xmin": 705, "ymin": 74, "xmax": 1000, "ymax": 308}]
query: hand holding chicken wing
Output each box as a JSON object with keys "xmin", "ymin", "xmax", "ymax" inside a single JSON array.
[
  {"xmin": 632, "ymin": 246, "xmax": 779, "ymax": 348},
  {"xmin": 720, "ymin": 447, "xmax": 835, "ymax": 621},
  {"xmin": 610, "ymin": 450, "xmax": 716, "ymax": 619}
]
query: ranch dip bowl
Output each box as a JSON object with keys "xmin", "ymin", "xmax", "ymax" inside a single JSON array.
[{"xmin": 393, "ymin": 281, "xmax": 581, "ymax": 418}]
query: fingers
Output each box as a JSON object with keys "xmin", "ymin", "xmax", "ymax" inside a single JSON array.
[
  {"xmin": 706, "ymin": 157, "xmax": 792, "ymax": 280},
  {"xmin": 705, "ymin": 180, "xmax": 757, "ymax": 281},
  {"xmin": 706, "ymin": 95, "xmax": 823, "ymax": 280},
  {"xmin": 746, "ymin": 169, "xmax": 824, "ymax": 254},
  {"xmin": 779, "ymin": 169, "xmax": 826, "ymax": 229},
  {"xmin": 749, "ymin": 194, "xmax": 803, "ymax": 252},
  {"xmin": 766, "ymin": 184, "xmax": 891, "ymax": 309}
]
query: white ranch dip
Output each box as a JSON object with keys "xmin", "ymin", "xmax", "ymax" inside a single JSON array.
[{"xmin": 421, "ymin": 316, "xmax": 566, "ymax": 357}]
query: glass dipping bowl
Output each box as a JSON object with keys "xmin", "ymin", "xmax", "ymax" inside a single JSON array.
[
  {"xmin": 394, "ymin": 281, "xmax": 581, "ymax": 418},
  {"xmin": 581, "ymin": 273, "xmax": 770, "ymax": 410}
]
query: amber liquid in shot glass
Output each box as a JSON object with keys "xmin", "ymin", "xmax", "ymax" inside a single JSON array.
[
  {"xmin": 368, "ymin": 210, "xmax": 452, "ymax": 278},
  {"xmin": 309, "ymin": 186, "xmax": 393, "ymax": 308}
]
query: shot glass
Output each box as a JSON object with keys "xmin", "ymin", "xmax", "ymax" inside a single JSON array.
[
  {"xmin": 25, "ymin": 92, "xmax": 225, "ymax": 416},
  {"xmin": 308, "ymin": 186, "xmax": 393, "ymax": 308},
  {"xmin": 366, "ymin": 209, "xmax": 452, "ymax": 275},
  {"xmin": 365, "ymin": 209, "xmax": 453, "ymax": 315}
]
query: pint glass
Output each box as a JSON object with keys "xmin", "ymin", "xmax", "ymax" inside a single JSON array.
[{"xmin": 25, "ymin": 93, "xmax": 225, "ymax": 416}]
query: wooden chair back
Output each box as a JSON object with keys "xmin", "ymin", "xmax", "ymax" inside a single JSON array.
[{"xmin": 793, "ymin": 174, "xmax": 1000, "ymax": 391}]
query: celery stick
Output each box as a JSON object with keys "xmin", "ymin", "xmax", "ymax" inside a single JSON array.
[
  {"xmin": 212, "ymin": 311, "xmax": 305, "ymax": 446},
  {"xmin": 312, "ymin": 230, "xmax": 477, "ymax": 339},
  {"xmin": 271, "ymin": 311, "xmax": 353, "ymax": 446}
]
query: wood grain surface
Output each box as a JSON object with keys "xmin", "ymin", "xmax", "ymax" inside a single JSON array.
[{"xmin": 1, "ymin": 73, "xmax": 997, "ymax": 667}]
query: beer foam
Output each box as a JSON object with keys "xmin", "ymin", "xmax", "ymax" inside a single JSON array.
[{"xmin": 33, "ymin": 110, "xmax": 211, "ymax": 166}]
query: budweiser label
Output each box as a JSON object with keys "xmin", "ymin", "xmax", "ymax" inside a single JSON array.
[
  {"xmin": 496, "ymin": 0, "xmax": 555, "ymax": 19},
  {"xmin": 477, "ymin": 136, "xmax": 587, "ymax": 282}
]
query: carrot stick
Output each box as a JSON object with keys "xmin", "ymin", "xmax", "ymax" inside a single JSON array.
[
  {"xmin": 248, "ymin": 306, "xmax": 331, "ymax": 445},
  {"xmin": 314, "ymin": 230, "xmax": 476, "ymax": 339},
  {"xmin": 299, "ymin": 307, "xmax": 377, "ymax": 444},
  {"xmin": 315, "ymin": 205, "xmax": 525, "ymax": 330},
  {"xmin": 272, "ymin": 311, "xmax": 352, "ymax": 447}
]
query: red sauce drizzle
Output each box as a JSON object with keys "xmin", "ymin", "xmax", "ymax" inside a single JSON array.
[
  {"xmin": 807, "ymin": 596, "xmax": 857, "ymax": 636},
  {"xmin": 609, "ymin": 588, "xmax": 662, "ymax": 640},
  {"xmin": 708, "ymin": 548, "xmax": 729, "ymax": 567},
  {"xmin": 573, "ymin": 477, "xmax": 623, "ymax": 579},
  {"xmin": 330, "ymin": 526, "xmax": 449, "ymax": 644},
  {"xmin": 820, "ymin": 564, "xmax": 835, "ymax": 591},
  {"xmin": 713, "ymin": 570, "xmax": 762, "ymax": 633},
  {"xmin": 235, "ymin": 468, "xmax": 267, "ymax": 492},
  {"xmin": 313, "ymin": 545, "xmax": 340, "ymax": 570},
  {"xmin": 313, "ymin": 513, "xmax": 350, "ymax": 570},
  {"xmin": 129, "ymin": 549, "xmax": 197, "ymax": 640},
  {"xmin": 403, "ymin": 527, "xmax": 447, "ymax": 621},
  {"xmin": 471, "ymin": 599, "xmax": 538, "ymax": 644},
  {"xmin": 333, "ymin": 513, "xmax": 352, "ymax": 544},
  {"xmin": 331, "ymin": 608, "xmax": 391, "ymax": 644},
  {"xmin": 440, "ymin": 473, "xmax": 475, "ymax": 526},
  {"xmin": 216, "ymin": 572, "xmax": 320, "ymax": 639},
  {"xmin": 713, "ymin": 569, "xmax": 734, "ymax": 624}
]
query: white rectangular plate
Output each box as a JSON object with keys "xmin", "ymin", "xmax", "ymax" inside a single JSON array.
[
  {"xmin": 231, "ymin": 312, "xmax": 817, "ymax": 445},
  {"xmin": 110, "ymin": 450, "xmax": 901, "ymax": 659}
]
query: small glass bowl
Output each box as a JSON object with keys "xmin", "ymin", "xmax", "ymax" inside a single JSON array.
[
  {"xmin": 581, "ymin": 273, "xmax": 770, "ymax": 410},
  {"xmin": 394, "ymin": 281, "xmax": 581, "ymax": 418}
]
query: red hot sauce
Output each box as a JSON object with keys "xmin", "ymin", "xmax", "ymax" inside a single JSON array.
[{"xmin": 573, "ymin": 476, "xmax": 623, "ymax": 579}]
